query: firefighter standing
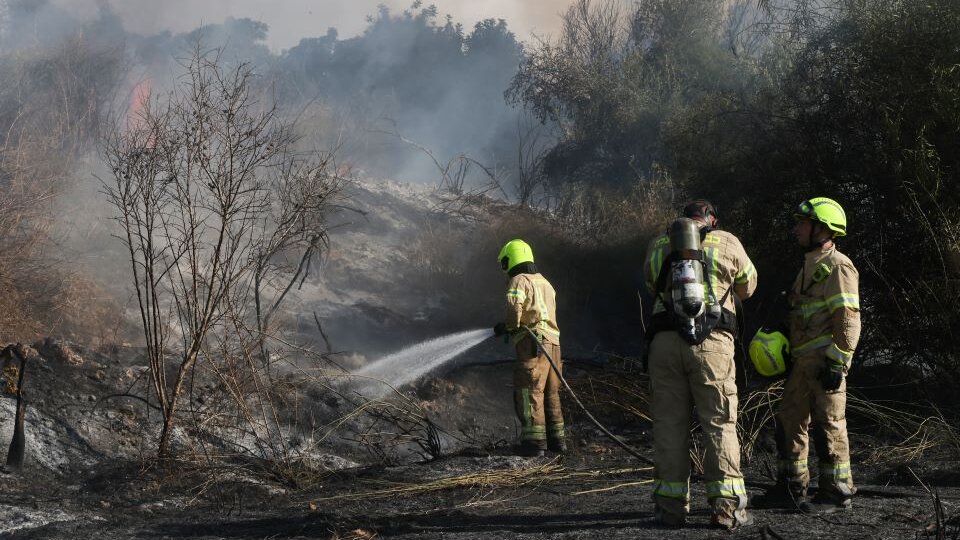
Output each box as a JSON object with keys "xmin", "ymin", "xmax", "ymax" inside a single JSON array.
[
  {"xmin": 753, "ymin": 197, "xmax": 860, "ymax": 514},
  {"xmin": 643, "ymin": 200, "xmax": 757, "ymax": 529},
  {"xmin": 493, "ymin": 239, "xmax": 565, "ymax": 457}
]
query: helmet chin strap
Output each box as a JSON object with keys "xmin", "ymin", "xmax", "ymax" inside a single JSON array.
[{"xmin": 808, "ymin": 222, "xmax": 833, "ymax": 250}]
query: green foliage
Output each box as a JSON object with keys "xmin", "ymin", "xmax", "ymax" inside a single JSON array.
[
  {"xmin": 676, "ymin": 0, "xmax": 960, "ymax": 377},
  {"xmin": 509, "ymin": 0, "xmax": 747, "ymax": 186},
  {"xmin": 515, "ymin": 0, "xmax": 960, "ymax": 381},
  {"xmin": 278, "ymin": 5, "xmax": 521, "ymax": 117}
]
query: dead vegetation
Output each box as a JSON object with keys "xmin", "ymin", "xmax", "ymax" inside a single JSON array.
[
  {"xmin": 0, "ymin": 37, "xmax": 124, "ymax": 342},
  {"xmin": 308, "ymin": 458, "xmax": 652, "ymax": 504},
  {"xmin": 101, "ymin": 45, "xmax": 348, "ymax": 458},
  {"xmin": 564, "ymin": 363, "xmax": 960, "ymax": 478},
  {"xmin": 340, "ymin": 393, "xmax": 444, "ymax": 465}
]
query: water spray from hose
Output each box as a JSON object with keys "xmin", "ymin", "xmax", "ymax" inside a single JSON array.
[{"xmin": 348, "ymin": 328, "xmax": 491, "ymax": 396}]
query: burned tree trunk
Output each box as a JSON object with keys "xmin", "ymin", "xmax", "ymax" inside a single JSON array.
[{"xmin": 5, "ymin": 346, "xmax": 27, "ymax": 470}]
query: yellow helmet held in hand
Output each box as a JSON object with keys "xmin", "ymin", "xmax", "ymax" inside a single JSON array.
[
  {"xmin": 498, "ymin": 239, "xmax": 534, "ymax": 272},
  {"xmin": 749, "ymin": 327, "xmax": 791, "ymax": 377},
  {"xmin": 794, "ymin": 197, "xmax": 847, "ymax": 237}
]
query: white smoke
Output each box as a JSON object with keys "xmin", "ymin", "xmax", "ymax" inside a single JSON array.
[{"xmin": 49, "ymin": 0, "xmax": 571, "ymax": 51}]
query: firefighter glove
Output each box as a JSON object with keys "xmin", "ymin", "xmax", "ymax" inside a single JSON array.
[{"xmin": 820, "ymin": 361, "xmax": 844, "ymax": 391}]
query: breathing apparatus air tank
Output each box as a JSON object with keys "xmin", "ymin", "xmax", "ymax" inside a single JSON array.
[{"xmin": 668, "ymin": 218, "xmax": 706, "ymax": 342}]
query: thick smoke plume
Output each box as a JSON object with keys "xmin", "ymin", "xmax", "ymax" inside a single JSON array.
[
  {"xmin": 0, "ymin": 0, "xmax": 567, "ymax": 353},
  {"xmin": 9, "ymin": 1, "xmax": 550, "ymax": 185},
  {"xmin": 48, "ymin": 0, "xmax": 569, "ymax": 51}
]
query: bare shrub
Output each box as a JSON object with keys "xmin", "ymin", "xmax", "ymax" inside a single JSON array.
[
  {"xmin": 370, "ymin": 122, "xmax": 507, "ymax": 223},
  {"xmin": 101, "ymin": 45, "xmax": 347, "ymax": 458},
  {"xmin": 513, "ymin": 114, "xmax": 552, "ymax": 208},
  {"xmin": 546, "ymin": 169, "xmax": 676, "ymax": 247},
  {"xmin": 343, "ymin": 392, "xmax": 444, "ymax": 464},
  {"xmin": 0, "ymin": 137, "xmax": 67, "ymax": 339}
]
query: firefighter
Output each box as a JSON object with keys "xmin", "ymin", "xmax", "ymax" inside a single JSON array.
[
  {"xmin": 643, "ymin": 200, "xmax": 757, "ymax": 529},
  {"xmin": 493, "ymin": 239, "xmax": 564, "ymax": 457},
  {"xmin": 752, "ymin": 197, "xmax": 860, "ymax": 514}
]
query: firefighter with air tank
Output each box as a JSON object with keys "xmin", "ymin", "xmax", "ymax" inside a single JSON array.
[{"xmin": 642, "ymin": 200, "xmax": 757, "ymax": 530}]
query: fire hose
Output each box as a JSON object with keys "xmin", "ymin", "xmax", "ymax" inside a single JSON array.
[{"xmin": 518, "ymin": 326, "xmax": 654, "ymax": 466}]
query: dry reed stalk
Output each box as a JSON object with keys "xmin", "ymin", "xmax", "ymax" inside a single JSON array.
[
  {"xmin": 736, "ymin": 380, "xmax": 960, "ymax": 466},
  {"xmin": 738, "ymin": 381, "xmax": 784, "ymax": 461},
  {"xmin": 309, "ymin": 462, "xmax": 652, "ymax": 503},
  {"xmin": 849, "ymin": 398, "xmax": 960, "ymax": 465}
]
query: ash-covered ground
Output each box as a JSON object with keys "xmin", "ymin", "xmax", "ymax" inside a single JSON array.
[{"xmin": 2, "ymin": 339, "xmax": 959, "ymax": 540}]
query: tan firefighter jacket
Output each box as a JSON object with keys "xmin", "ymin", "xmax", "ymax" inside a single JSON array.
[
  {"xmin": 505, "ymin": 272, "xmax": 560, "ymax": 345},
  {"xmin": 788, "ymin": 245, "xmax": 861, "ymax": 369},
  {"xmin": 644, "ymin": 228, "xmax": 758, "ymax": 315}
]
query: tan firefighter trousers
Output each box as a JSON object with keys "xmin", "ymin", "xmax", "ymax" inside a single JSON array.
[
  {"xmin": 775, "ymin": 352, "xmax": 855, "ymax": 500},
  {"xmin": 513, "ymin": 336, "xmax": 564, "ymax": 447},
  {"xmin": 649, "ymin": 330, "xmax": 747, "ymax": 519}
]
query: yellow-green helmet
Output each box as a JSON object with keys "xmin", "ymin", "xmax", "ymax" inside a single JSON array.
[
  {"xmin": 749, "ymin": 328, "xmax": 790, "ymax": 377},
  {"xmin": 498, "ymin": 239, "xmax": 534, "ymax": 272},
  {"xmin": 795, "ymin": 197, "xmax": 847, "ymax": 237}
]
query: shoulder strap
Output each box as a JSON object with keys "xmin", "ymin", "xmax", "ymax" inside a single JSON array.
[
  {"xmin": 700, "ymin": 226, "xmax": 714, "ymax": 243},
  {"xmin": 652, "ymin": 251, "xmax": 676, "ymax": 313},
  {"xmin": 653, "ymin": 251, "xmax": 677, "ymax": 297}
]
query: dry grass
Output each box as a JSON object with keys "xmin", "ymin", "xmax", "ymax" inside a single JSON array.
[
  {"xmin": 566, "ymin": 367, "xmax": 650, "ymax": 425},
  {"xmin": 850, "ymin": 399, "xmax": 960, "ymax": 465},
  {"xmin": 738, "ymin": 381, "xmax": 785, "ymax": 462},
  {"xmin": 571, "ymin": 366, "xmax": 960, "ymax": 471},
  {"xmin": 737, "ymin": 379, "xmax": 960, "ymax": 467},
  {"xmin": 308, "ymin": 459, "xmax": 652, "ymax": 503},
  {"xmin": 0, "ymin": 36, "xmax": 124, "ymax": 343},
  {"xmin": 328, "ymin": 530, "xmax": 378, "ymax": 540}
]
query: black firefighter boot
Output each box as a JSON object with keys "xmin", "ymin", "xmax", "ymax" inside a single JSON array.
[
  {"xmin": 750, "ymin": 482, "xmax": 806, "ymax": 510},
  {"xmin": 547, "ymin": 436, "xmax": 566, "ymax": 454},
  {"xmin": 517, "ymin": 441, "xmax": 546, "ymax": 458},
  {"xmin": 799, "ymin": 495, "xmax": 851, "ymax": 515},
  {"xmin": 799, "ymin": 483, "xmax": 855, "ymax": 515}
]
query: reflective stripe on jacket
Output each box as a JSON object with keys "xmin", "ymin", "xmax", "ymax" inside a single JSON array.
[
  {"xmin": 789, "ymin": 246, "xmax": 861, "ymax": 366},
  {"xmin": 644, "ymin": 229, "xmax": 757, "ymax": 315},
  {"xmin": 505, "ymin": 272, "xmax": 560, "ymax": 345}
]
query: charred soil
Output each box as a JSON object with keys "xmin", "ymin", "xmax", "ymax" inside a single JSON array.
[{"xmin": 2, "ymin": 345, "xmax": 959, "ymax": 540}]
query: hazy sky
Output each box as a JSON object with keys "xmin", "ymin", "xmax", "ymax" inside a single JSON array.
[{"xmin": 53, "ymin": 0, "xmax": 573, "ymax": 51}]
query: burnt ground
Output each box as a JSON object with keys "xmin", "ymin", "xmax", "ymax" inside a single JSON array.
[
  {"xmin": 3, "ymin": 439, "xmax": 958, "ymax": 539},
  {"xmin": 2, "ymin": 340, "xmax": 959, "ymax": 540}
]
